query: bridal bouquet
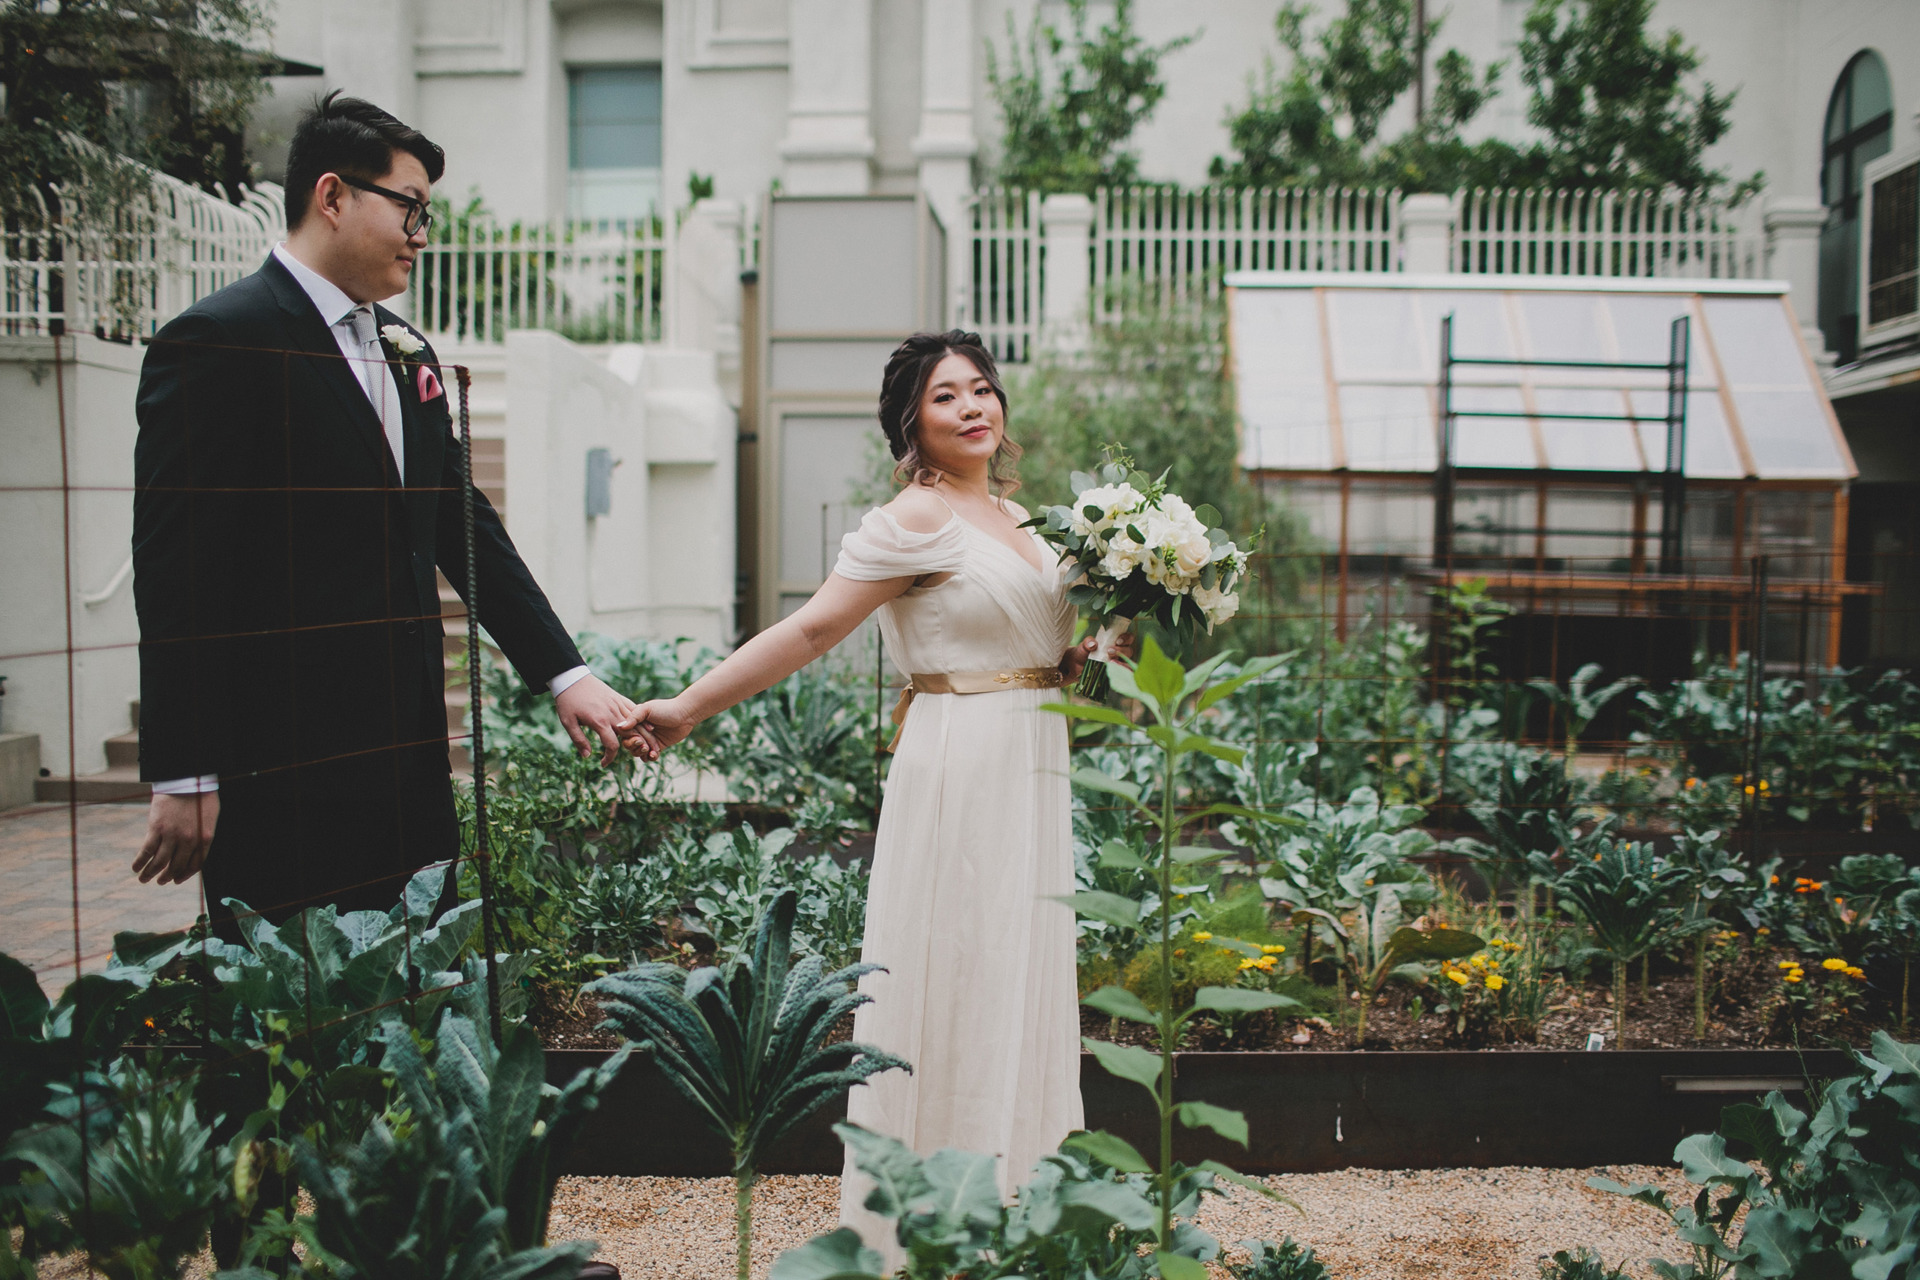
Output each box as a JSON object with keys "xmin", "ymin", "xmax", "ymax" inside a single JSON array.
[{"xmin": 1025, "ymin": 458, "xmax": 1254, "ymax": 697}]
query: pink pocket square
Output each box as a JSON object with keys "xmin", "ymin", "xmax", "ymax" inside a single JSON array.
[{"xmin": 416, "ymin": 364, "xmax": 444, "ymax": 402}]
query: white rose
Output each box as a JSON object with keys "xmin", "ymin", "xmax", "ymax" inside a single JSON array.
[
  {"xmin": 1192, "ymin": 582, "xmax": 1240, "ymax": 630},
  {"xmin": 380, "ymin": 323, "xmax": 424, "ymax": 355},
  {"xmin": 1070, "ymin": 483, "xmax": 1146, "ymax": 539}
]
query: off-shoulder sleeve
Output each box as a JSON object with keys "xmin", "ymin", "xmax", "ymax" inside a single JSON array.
[{"xmin": 833, "ymin": 508, "xmax": 967, "ymax": 581}]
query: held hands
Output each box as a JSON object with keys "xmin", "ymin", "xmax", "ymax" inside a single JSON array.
[
  {"xmin": 1061, "ymin": 630, "xmax": 1139, "ymax": 682},
  {"xmin": 616, "ymin": 698, "xmax": 692, "ymax": 763},
  {"xmin": 554, "ymin": 673, "xmax": 642, "ymax": 766},
  {"xmin": 134, "ymin": 791, "xmax": 219, "ymax": 886}
]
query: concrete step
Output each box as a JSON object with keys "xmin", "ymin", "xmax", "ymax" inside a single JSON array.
[
  {"xmin": 37, "ymin": 766, "xmax": 150, "ymax": 804},
  {"xmin": 105, "ymin": 732, "xmax": 140, "ymax": 769}
]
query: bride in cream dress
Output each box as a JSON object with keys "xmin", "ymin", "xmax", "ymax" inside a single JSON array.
[{"xmin": 619, "ymin": 330, "xmax": 1113, "ymax": 1254}]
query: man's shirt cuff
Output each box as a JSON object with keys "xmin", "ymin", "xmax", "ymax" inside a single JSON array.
[
  {"xmin": 152, "ymin": 774, "xmax": 219, "ymax": 795},
  {"xmin": 548, "ymin": 665, "xmax": 591, "ymax": 697}
]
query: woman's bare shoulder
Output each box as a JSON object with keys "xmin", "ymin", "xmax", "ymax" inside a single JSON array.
[
  {"xmin": 998, "ymin": 496, "xmax": 1033, "ymax": 522},
  {"xmin": 883, "ymin": 485, "xmax": 956, "ymax": 535}
]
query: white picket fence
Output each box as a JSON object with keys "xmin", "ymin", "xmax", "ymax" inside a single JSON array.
[
  {"xmin": 1, "ymin": 171, "xmax": 284, "ymax": 339},
  {"xmin": 407, "ymin": 215, "xmax": 671, "ymax": 345},
  {"xmin": 970, "ymin": 184, "xmax": 1767, "ymax": 361},
  {"xmin": 1454, "ymin": 187, "xmax": 1765, "ymax": 278}
]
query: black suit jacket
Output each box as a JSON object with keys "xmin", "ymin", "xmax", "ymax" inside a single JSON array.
[{"xmin": 133, "ymin": 254, "xmax": 581, "ymax": 926}]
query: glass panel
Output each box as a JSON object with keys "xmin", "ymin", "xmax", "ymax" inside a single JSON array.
[
  {"xmin": 1867, "ymin": 162, "xmax": 1920, "ymax": 326},
  {"xmin": 1604, "ymin": 294, "xmax": 1698, "ymax": 374},
  {"xmin": 1664, "ymin": 392, "xmax": 1744, "ymax": 480},
  {"xmin": 1749, "ymin": 490, "xmax": 1834, "ymax": 580},
  {"xmin": 1347, "ymin": 481, "xmax": 1434, "ymax": 558},
  {"xmin": 568, "ymin": 66, "xmax": 663, "ymax": 170},
  {"xmin": 1327, "ymin": 290, "xmax": 1424, "ymax": 379},
  {"xmin": 1700, "ymin": 297, "xmax": 1807, "ymax": 387},
  {"xmin": 1535, "ymin": 387, "xmax": 1642, "ymax": 471},
  {"xmin": 1518, "ymin": 292, "xmax": 1607, "ymax": 362},
  {"xmin": 1543, "ymin": 487, "xmax": 1639, "ymax": 569},
  {"xmin": 1732, "ymin": 388, "xmax": 1849, "ymax": 478},
  {"xmin": 1450, "ymin": 385, "xmax": 1534, "ymax": 468},
  {"xmin": 1451, "ymin": 485, "xmax": 1534, "ymax": 562},
  {"xmin": 1685, "ymin": 489, "xmax": 1738, "ymax": 577},
  {"xmin": 1419, "ymin": 290, "xmax": 1515, "ymax": 380},
  {"xmin": 1233, "ymin": 291, "xmax": 1332, "ymax": 470},
  {"xmin": 1850, "ymin": 52, "xmax": 1893, "ymax": 126},
  {"xmin": 1340, "ymin": 384, "xmax": 1436, "ymax": 471}
]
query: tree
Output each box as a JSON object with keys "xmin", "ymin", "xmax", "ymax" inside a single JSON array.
[
  {"xmin": 1517, "ymin": 0, "xmax": 1757, "ymax": 195},
  {"xmin": 0, "ymin": 0, "xmax": 271, "ymax": 214},
  {"xmin": 1211, "ymin": 0, "xmax": 1757, "ymax": 197},
  {"xmin": 1208, "ymin": 0, "xmax": 1503, "ymax": 190},
  {"xmin": 986, "ymin": 0, "xmax": 1193, "ymax": 193}
]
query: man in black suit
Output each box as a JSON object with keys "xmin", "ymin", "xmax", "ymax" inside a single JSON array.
[{"xmin": 130, "ymin": 93, "xmax": 638, "ymax": 940}]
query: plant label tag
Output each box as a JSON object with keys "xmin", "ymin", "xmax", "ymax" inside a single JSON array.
[{"xmin": 1585, "ymin": 1032, "xmax": 1606, "ymax": 1051}]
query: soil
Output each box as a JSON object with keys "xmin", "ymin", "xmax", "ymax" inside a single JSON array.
[
  {"xmin": 1078, "ymin": 942, "xmax": 1900, "ymax": 1053},
  {"xmin": 533, "ymin": 940, "xmax": 1901, "ymax": 1055}
]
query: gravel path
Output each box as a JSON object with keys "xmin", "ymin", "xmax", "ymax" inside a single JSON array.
[{"xmin": 551, "ymin": 1164, "xmax": 1697, "ymax": 1280}]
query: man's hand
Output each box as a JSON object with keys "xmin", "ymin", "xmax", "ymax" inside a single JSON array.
[
  {"xmin": 554, "ymin": 673, "xmax": 639, "ymax": 765},
  {"xmin": 617, "ymin": 698, "xmax": 694, "ymax": 763},
  {"xmin": 133, "ymin": 791, "xmax": 220, "ymax": 886}
]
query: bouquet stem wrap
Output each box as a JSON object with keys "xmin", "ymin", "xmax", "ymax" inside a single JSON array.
[{"xmin": 1077, "ymin": 617, "xmax": 1132, "ymax": 699}]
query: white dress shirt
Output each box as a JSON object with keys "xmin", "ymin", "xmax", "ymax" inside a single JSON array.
[{"xmin": 151, "ymin": 246, "xmax": 589, "ymax": 796}]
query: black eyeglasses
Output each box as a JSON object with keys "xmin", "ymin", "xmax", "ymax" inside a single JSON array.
[{"xmin": 339, "ymin": 175, "xmax": 434, "ymax": 236}]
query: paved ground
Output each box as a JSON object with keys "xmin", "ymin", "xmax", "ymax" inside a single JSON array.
[{"xmin": 0, "ymin": 801, "xmax": 204, "ymax": 997}]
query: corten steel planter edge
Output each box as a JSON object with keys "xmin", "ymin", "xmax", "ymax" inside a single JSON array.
[{"xmin": 545, "ymin": 1046, "xmax": 1857, "ymax": 1177}]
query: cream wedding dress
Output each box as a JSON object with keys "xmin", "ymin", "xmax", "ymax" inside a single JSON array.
[{"xmin": 831, "ymin": 500, "xmax": 1085, "ymax": 1254}]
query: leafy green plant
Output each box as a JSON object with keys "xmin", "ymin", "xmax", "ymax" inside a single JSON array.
[
  {"xmin": 1538, "ymin": 1249, "xmax": 1630, "ymax": 1280},
  {"xmin": 1661, "ymin": 829, "xmax": 1749, "ymax": 1039},
  {"xmin": 1595, "ymin": 1032, "xmax": 1920, "ymax": 1279},
  {"xmin": 374, "ymin": 1014, "xmax": 631, "ymax": 1256},
  {"xmin": 985, "ymin": 0, "xmax": 1192, "ymax": 193},
  {"xmin": 5, "ymin": 1060, "xmax": 230, "ymax": 1280},
  {"xmin": 1551, "ymin": 836, "xmax": 1683, "ymax": 1044},
  {"xmin": 1451, "ymin": 744, "xmax": 1579, "ymax": 911},
  {"xmin": 1530, "ymin": 663, "xmax": 1640, "ymax": 762},
  {"xmin": 772, "ymin": 1123, "xmax": 1202, "ymax": 1280},
  {"xmin": 1829, "ymin": 854, "xmax": 1920, "ymax": 1030},
  {"xmin": 1229, "ymin": 1236, "xmax": 1333, "ymax": 1280},
  {"xmin": 589, "ymin": 889, "xmax": 907, "ymax": 1280},
  {"xmin": 1051, "ymin": 638, "xmax": 1308, "ymax": 1255}
]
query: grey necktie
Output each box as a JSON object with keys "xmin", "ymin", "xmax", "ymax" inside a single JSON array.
[{"xmin": 340, "ymin": 305, "xmax": 406, "ymax": 478}]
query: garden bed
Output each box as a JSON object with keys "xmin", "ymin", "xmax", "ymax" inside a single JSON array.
[{"xmin": 547, "ymin": 1045, "xmax": 1856, "ymax": 1178}]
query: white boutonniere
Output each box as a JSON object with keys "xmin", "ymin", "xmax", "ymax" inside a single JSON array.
[{"xmin": 380, "ymin": 323, "xmax": 424, "ymax": 356}]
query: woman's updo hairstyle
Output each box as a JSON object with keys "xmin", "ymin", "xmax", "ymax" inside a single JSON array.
[{"xmin": 877, "ymin": 330, "xmax": 1021, "ymax": 497}]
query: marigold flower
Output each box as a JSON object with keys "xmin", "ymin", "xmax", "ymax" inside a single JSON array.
[
  {"xmin": 1822, "ymin": 958, "xmax": 1849, "ymax": 971},
  {"xmin": 1844, "ymin": 966, "xmax": 1865, "ymax": 980},
  {"xmin": 1261, "ymin": 944, "xmax": 1285, "ymax": 954},
  {"xmin": 1192, "ymin": 932, "xmax": 1213, "ymax": 942},
  {"xmin": 1778, "ymin": 960, "xmax": 1800, "ymax": 968},
  {"xmin": 1485, "ymin": 974, "xmax": 1506, "ymax": 991},
  {"xmin": 1756, "ymin": 926, "xmax": 1771, "ymax": 935},
  {"xmin": 1684, "ymin": 777, "xmax": 1698, "ymax": 789},
  {"xmin": 1744, "ymin": 785, "xmax": 1756, "ymax": 796},
  {"xmin": 1174, "ymin": 949, "xmax": 1187, "ymax": 958},
  {"xmin": 1784, "ymin": 972, "xmax": 1804, "ymax": 983},
  {"xmin": 1446, "ymin": 969, "xmax": 1470, "ymax": 986},
  {"xmin": 1770, "ymin": 875, "xmax": 1779, "ymax": 885},
  {"xmin": 1469, "ymin": 954, "xmax": 1488, "ymax": 969},
  {"xmin": 1238, "ymin": 958, "xmax": 1258, "ymax": 970},
  {"xmin": 1758, "ymin": 780, "xmax": 1769, "ymax": 791}
]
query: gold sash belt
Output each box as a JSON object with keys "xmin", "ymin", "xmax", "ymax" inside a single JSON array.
[{"xmin": 887, "ymin": 666, "xmax": 1066, "ymax": 752}]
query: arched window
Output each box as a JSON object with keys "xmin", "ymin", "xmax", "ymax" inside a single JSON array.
[{"xmin": 1818, "ymin": 51, "xmax": 1893, "ymax": 362}]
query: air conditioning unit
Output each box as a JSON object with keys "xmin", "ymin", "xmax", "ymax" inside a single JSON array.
[{"xmin": 1860, "ymin": 145, "xmax": 1920, "ymax": 352}]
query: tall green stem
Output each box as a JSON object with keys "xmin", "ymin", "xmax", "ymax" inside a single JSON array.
[
  {"xmin": 1613, "ymin": 958, "xmax": 1627, "ymax": 1045},
  {"xmin": 1693, "ymin": 931, "xmax": 1708, "ymax": 1040},
  {"xmin": 1156, "ymin": 741, "xmax": 1177, "ymax": 1247},
  {"xmin": 735, "ymin": 1163, "xmax": 753, "ymax": 1280},
  {"xmin": 1902, "ymin": 960, "xmax": 1911, "ymax": 1034}
]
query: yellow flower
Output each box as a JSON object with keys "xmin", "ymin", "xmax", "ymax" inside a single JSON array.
[
  {"xmin": 1778, "ymin": 959, "xmax": 1800, "ymax": 968},
  {"xmin": 1684, "ymin": 777, "xmax": 1698, "ymax": 789},
  {"xmin": 1822, "ymin": 958, "xmax": 1849, "ymax": 971},
  {"xmin": 1844, "ymin": 966, "xmax": 1866, "ymax": 980},
  {"xmin": 1758, "ymin": 780, "xmax": 1769, "ymax": 791},
  {"xmin": 1757, "ymin": 927, "xmax": 1771, "ymax": 935},
  {"xmin": 1784, "ymin": 973, "xmax": 1803, "ymax": 983},
  {"xmin": 1173, "ymin": 949, "xmax": 1187, "ymax": 958},
  {"xmin": 1446, "ymin": 969, "xmax": 1470, "ymax": 986},
  {"xmin": 1744, "ymin": 785, "xmax": 1756, "ymax": 796},
  {"xmin": 1485, "ymin": 974, "xmax": 1506, "ymax": 991},
  {"xmin": 1261, "ymin": 944, "xmax": 1286, "ymax": 954},
  {"xmin": 1192, "ymin": 931, "xmax": 1213, "ymax": 942},
  {"xmin": 1469, "ymin": 954, "xmax": 1487, "ymax": 969},
  {"xmin": 1238, "ymin": 958, "xmax": 1259, "ymax": 971},
  {"xmin": 1255, "ymin": 955, "xmax": 1278, "ymax": 971}
]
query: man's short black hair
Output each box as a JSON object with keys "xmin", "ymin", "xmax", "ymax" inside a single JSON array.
[{"xmin": 284, "ymin": 90, "xmax": 446, "ymax": 228}]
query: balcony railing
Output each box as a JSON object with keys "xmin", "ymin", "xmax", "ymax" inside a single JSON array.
[{"xmin": 969, "ymin": 184, "xmax": 1771, "ymax": 362}]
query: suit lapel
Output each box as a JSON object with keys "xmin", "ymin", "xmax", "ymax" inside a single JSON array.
[{"xmin": 259, "ymin": 256, "xmax": 401, "ymax": 483}]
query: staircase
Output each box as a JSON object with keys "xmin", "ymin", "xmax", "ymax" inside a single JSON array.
[{"xmin": 36, "ymin": 701, "xmax": 149, "ymax": 804}]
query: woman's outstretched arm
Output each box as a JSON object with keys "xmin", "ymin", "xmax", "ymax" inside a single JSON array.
[{"xmin": 618, "ymin": 571, "xmax": 911, "ymax": 759}]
